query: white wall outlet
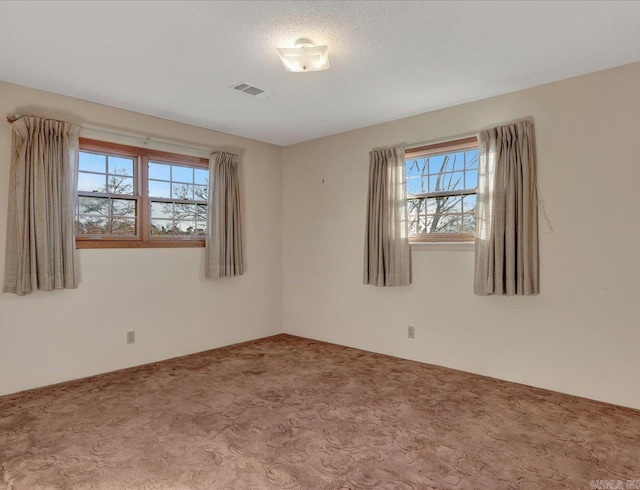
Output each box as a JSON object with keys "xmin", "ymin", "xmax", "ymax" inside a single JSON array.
[
  {"xmin": 127, "ymin": 330, "xmax": 135, "ymax": 344},
  {"xmin": 408, "ymin": 326, "xmax": 416, "ymax": 339}
]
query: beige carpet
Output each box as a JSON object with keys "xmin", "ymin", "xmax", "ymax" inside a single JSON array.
[{"xmin": 1, "ymin": 334, "xmax": 639, "ymax": 489}]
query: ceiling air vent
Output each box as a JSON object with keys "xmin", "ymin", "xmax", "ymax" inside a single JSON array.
[{"xmin": 230, "ymin": 82, "xmax": 270, "ymax": 99}]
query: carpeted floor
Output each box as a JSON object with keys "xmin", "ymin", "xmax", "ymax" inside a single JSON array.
[{"xmin": 1, "ymin": 334, "xmax": 639, "ymax": 489}]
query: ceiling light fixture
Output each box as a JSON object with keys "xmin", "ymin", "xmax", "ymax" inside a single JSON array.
[{"xmin": 276, "ymin": 38, "xmax": 330, "ymax": 73}]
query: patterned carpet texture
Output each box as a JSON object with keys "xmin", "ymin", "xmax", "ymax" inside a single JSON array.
[{"xmin": 1, "ymin": 334, "xmax": 639, "ymax": 489}]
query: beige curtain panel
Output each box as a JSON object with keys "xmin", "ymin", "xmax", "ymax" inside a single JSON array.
[
  {"xmin": 205, "ymin": 152, "xmax": 244, "ymax": 278},
  {"xmin": 364, "ymin": 146, "xmax": 411, "ymax": 287},
  {"xmin": 474, "ymin": 120, "xmax": 539, "ymax": 296},
  {"xmin": 4, "ymin": 116, "xmax": 80, "ymax": 296}
]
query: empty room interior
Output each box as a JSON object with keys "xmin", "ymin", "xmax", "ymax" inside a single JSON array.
[{"xmin": 1, "ymin": 1, "xmax": 640, "ymax": 488}]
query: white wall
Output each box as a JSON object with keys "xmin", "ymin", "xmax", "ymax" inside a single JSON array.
[
  {"xmin": 0, "ymin": 81, "xmax": 283, "ymax": 395},
  {"xmin": 283, "ymin": 63, "xmax": 640, "ymax": 410}
]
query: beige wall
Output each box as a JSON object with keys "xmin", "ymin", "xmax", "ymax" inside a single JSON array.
[
  {"xmin": 283, "ymin": 63, "xmax": 640, "ymax": 409},
  {"xmin": 0, "ymin": 81, "xmax": 283, "ymax": 396}
]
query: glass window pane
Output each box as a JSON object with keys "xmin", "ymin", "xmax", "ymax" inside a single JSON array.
[
  {"xmin": 151, "ymin": 219, "xmax": 174, "ymax": 236},
  {"xmin": 78, "ymin": 171, "xmax": 106, "ymax": 193},
  {"xmin": 111, "ymin": 199, "xmax": 136, "ymax": 217},
  {"xmin": 439, "ymin": 195, "xmax": 462, "ymax": 214},
  {"xmin": 172, "ymin": 183, "xmax": 193, "ymax": 200},
  {"xmin": 425, "ymin": 197, "xmax": 438, "ymax": 215},
  {"xmin": 175, "ymin": 220, "xmax": 197, "ymax": 236},
  {"xmin": 194, "ymin": 185, "xmax": 208, "ymax": 201},
  {"xmin": 464, "ymin": 214, "xmax": 476, "ymax": 233},
  {"xmin": 195, "ymin": 222, "xmax": 207, "ymax": 236},
  {"xmin": 151, "ymin": 201, "xmax": 173, "ymax": 219},
  {"xmin": 194, "ymin": 168, "xmax": 208, "ymax": 185},
  {"xmin": 149, "ymin": 162, "xmax": 171, "ymax": 181},
  {"xmin": 148, "ymin": 180, "xmax": 171, "ymax": 198},
  {"xmin": 407, "ymin": 198, "xmax": 424, "ymax": 217},
  {"xmin": 406, "ymin": 158, "xmax": 426, "ymax": 179},
  {"xmin": 196, "ymin": 204, "xmax": 207, "ymax": 221},
  {"xmin": 78, "ymin": 216, "xmax": 107, "ymax": 235},
  {"xmin": 465, "ymin": 170, "xmax": 478, "ymax": 190},
  {"xmin": 428, "ymin": 155, "xmax": 445, "ymax": 174},
  {"xmin": 435, "ymin": 214, "xmax": 462, "ymax": 233},
  {"xmin": 172, "ymin": 165, "xmax": 193, "ymax": 183},
  {"xmin": 451, "ymin": 152, "xmax": 466, "ymax": 172},
  {"xmin": 79, "ymin": 196, "xmax": 108, "ymax": 215},
  {"xmin": 465, "ymin": 150, "xmax": 479, "ymax": 170},
  {"xmin": 107, "ymin": 176, "xmax": 134, "ymax": 195},
  {"xmin": 463, "ymin": 195, "xmax": 477, "ymax": 213},
  {"xmin": 174, "ymin": 203, "xmax": 195, "ymax": 220},
  {"xmin": 425, "ymin": 215, "xmax": 434, "ymax": 233},
  {"xmin": 441, "ymin": 172, "xmax": 464, "ymax": 192},
  {"xmin": 406, "ymin": 177, "xmax": 422, "ymax": 196},
  {"xmin": 108, "ymin": 156, "xmax": 134, "ymax": 176},
  {"xmin": 79, "ymin": 152, "xmax": 106, "ymax": 173},
  {"xmin": 110, "ymin": 218, "xmax": 136, "ymax": 236}
]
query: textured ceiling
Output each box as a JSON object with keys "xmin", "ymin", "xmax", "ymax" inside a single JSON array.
[{"xmin": 1, "ymin": 1, "xmax": 640, "ymax": 146}]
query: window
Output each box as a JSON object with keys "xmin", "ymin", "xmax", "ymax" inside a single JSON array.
[
  {"xmin": 76, "ymin": 139, "xmax": 208, "ymax": 248},
  {"xmin": 405, "ymin": 137, "xmax": 478, "ymax": 242}
]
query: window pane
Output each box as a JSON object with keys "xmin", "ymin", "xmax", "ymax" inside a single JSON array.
[
  {"xmin": 172, "ymin": 183, "xmax": 193, "ymax": 200},
  {"xmin": 463, "ymin": 214, "xmax": 476, "ymax": 233},
  {"xmin": 194, "ymin": 168, "xmax": 208, "ymax": 185},
  {"xmin": 107, "ymin": 175, "xmax": 134, "ymax": 195},
  {"xmin": 78, "ymin": 171, "xmax": 106, "ymax": 193},
  {"xmin": 450, "ymin": 152, "xmax": 466, "ymax": 172},
  {"xmin": 78, "ymin": 216, "xmax": 107, "ymax": 235},
  {"xmin": 465, "ymin": 170, "xmax": 478, "ymax": 189},
  {"xmin": 407, "ymin": 198, "xmax": 424, "ymax": 217},
  {"xmin": 151, "ymin": 219, "xmax": 173, "ymax": 236},
  {"xmin": 175, "ymin": 220, "xmax": 197, "ymax": 236},
  {"xmin": 79, "ymin": 152, "xmax": 106, "ymax": 173},
  {"xmin": 151, "ymin": 201, "xmax": 173, "ymax": 219},
  {"xmin": 110, "ymin": 218, "xmax": 136, "ymax": 236},
  {"xmin": 465, "ymin": 150, "xmax": 479, "ymax": 170},
  {"xmin": 439, "ymin": 195, "xmax": 462, "ymax": 214},
  {"xmin": 111, "ymin": 199, "xmax": 136, "ymax": 217},
  {"xmin": 196, "ymin": 204, "xmax": 207, "ymax": 221},
  {"xmin": 79, "ymin": 196, "xmax": 108, "ymax": 215},
  {"xmin": 172, "ymin": 165, "xmax": 193, "ymax": 183},
  {"xmin": 406, "ymin": 158, "xmax": 427, "ymax": 179},
  {"xmin": 149, "ymin": 162, "xmax": 171, "ymax": 181},
  {"xmin": 149, "ymin": 180, "xmax": 171, "ymax": 198},
  {"xmin": 108, "ymin": 156, "xmax": 134, "ymax": 176},
  {"xmin": 428, "ymin": 155, "xmax": 445, "ymax": 174},
  {"xmin": 407, "ymin": 177, "xmax": 423, "ymax": 196},
  {"xmin": 174, "ymin": 203, "xmax": 195, "ymax": 220},
  {"xmin": 425, "ymin": 197, "xmax": 438, "ymax": 215},
  {"xmin": 441, "ymin": 172, "xmax": 464, "ymax": 192},
  {"xmin": 435, "ymin": 214, "xmax": 462, "ymax": 233},
  {"xmin": 463, "ymin": 195, "xmax": 477, "ymax": 213},
  {"xmin": 195, "ymin": 222, "xmax": 207, "ymax": 236},
  {"xmin": 194, "ymin": 185, "xmax": 208, "ymax": 201}
]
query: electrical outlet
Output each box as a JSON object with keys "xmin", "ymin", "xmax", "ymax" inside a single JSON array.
[
  {"xmin": 127, "ymin": 331, "xmax": 135, "ymax": 344},
  {"xmin": 408, "ymin": 326, "xmax": 416, "ymax": 339}
]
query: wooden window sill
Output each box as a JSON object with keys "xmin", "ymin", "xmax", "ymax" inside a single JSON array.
[{"xmin": 410, "ymin": 242, "xmax": 474, "ymax": 252}]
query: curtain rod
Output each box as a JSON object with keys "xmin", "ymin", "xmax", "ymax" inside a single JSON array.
[{"xmin": 6, "ymin": 113, "xmax": 214, "ymax": 155}]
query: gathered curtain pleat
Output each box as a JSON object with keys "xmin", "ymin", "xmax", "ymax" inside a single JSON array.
[
  {"xmin": 4, "ymin": 116, "xmax": 80, "ymax": 296},
  {"xmin": 205, "ymin": 151, "xmax": 244, "ymax": 278},
  {"xmin": 474, "ymin": 120, "xmax": 539, "ymax": 296},
  {"xmin": 364, "ymin": 146, "xmax": 411, "ymax": 287}
]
